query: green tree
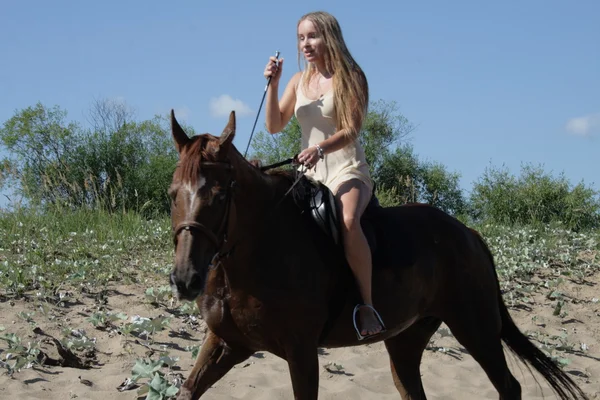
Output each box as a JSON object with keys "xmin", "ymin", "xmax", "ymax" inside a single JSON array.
[
  {"xmin": 419, "ymin": 160, "xmax": 465, "ymax": 215},
  {"xmin": 0, "ymin": 99, "xmax": 186, "ymax": 216},
  {"xmin": 0, "ymin": 102, "xmax": 82, "ymax": 204},
  {"xmin": 375, "ymin": 144, "xmax": 466, "ymax": 215},
  {"xmin": 359, "ymin": 99, "xmax": 415, "ymax": 175},
  {"xmin": 249, "ymin": 115, "xmax": 302, "ymax": 168}
]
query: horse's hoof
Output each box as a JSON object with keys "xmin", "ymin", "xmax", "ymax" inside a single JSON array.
[{"xmin": 176, "ymin": 387, "xmax": 193, "ymax": 400}]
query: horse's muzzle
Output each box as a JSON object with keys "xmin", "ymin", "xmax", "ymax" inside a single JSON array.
[{"xmin": 169, "ymin": 270, "xmax": 205, "ymax": 301}]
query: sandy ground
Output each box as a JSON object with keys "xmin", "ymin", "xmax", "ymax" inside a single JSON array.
[{"xmin": 1, "ymin": 270, "xmax": 599, "ymax": 400}]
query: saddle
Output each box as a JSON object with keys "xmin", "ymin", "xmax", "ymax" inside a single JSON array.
[
  {"xmin": 289, "ymin": 175, "xmax": 389, "ymax": 344},
  {"xmin": 293, "ymin": 176, "xmax": 381, "ymax": 254}
]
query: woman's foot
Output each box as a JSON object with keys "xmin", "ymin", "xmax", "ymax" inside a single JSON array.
[{"xmin": 353, "ymin": 304, "xmax": 386, "ymax": 340}]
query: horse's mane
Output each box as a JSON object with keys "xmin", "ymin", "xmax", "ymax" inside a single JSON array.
[
  {"xmin": 247, "ymin": 159, "xmax": 312, "ymax": 209},
  {"xmin": 246, "ymin": 158, "xmax": 295, "ymax": 182},
  {"xmin": 173, "ymin": 133, "xmax": 308, "ymax": 209},
  {"xmin": 173, "ymin": 134, "xmax": 218, "ymax": 185},
  {"xmin": 263, "ymin": 167, "xmax": 296, "ymax": 182}
]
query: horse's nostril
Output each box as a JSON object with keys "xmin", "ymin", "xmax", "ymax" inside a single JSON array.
[
  {"xmin": 188, "ymin": 272, "xmax": 204, "ymax": 291},
  {"xmin": 170, "ymin": 270, "xmax": 204, "ymax": 300},
  {"xmin": 170, "ymin": 272, "xmax": 187, "ymax": 294}
]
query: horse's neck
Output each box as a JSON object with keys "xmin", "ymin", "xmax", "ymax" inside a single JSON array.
[
  {"xmin": 227, "ymin": 156, "xmax": 302, "ymax": 251},
  {"xmin": 217, "ymin": 158, "xmax": 286, "ymax": 287},
  {"xmin": 219, "ymin": 160, "xmax": 332, "ymax": 297},
  {"xmin": 230, "ymin": 150, "xmax": 294, "ymax": 201},
  {"xmin": 228, "ymin": 156, "xmax": 280, "ymax": 226}
]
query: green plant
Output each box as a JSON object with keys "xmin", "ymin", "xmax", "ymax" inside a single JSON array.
[
  {"xmin": 470, "ymin": 163, "xmax": 600, "ymax": 230},
  {"xmin": 0, "ymin": 331, "xmax": 42, "ymax": 376},
  {"xmin": 129, "ymin": 355, "xmax": 181, "ymax": 400}
]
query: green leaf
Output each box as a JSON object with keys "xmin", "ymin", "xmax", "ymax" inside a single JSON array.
[
  {"xmin": 145, "ymin": 372, "xmax": 179, "ymax": 400},
  {"xmin": 131, "ymin": 358, "xmax": 163, "ymax": 382},
  {"xmin": 165, "ymin": 385, "xmax": 179, "ymax": 397},
  {"xmin": 557, "ymin": 357, "xmax": 571, "ymax": 367},
  {"xmin": 149, "ymin": 316, "xmax": 171, "ymax": 332},
  {"xmin": 158, "ymin": 355, "xmax": 179, "ymax": 368},
  {"xmin": 148, "ymin": 372, "xmax": 166, "ymax": 392}
]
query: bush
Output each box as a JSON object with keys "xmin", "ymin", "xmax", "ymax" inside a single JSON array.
[{"xmin": 469, "ymin": 163, "xmax": 600, "ymax": 230}]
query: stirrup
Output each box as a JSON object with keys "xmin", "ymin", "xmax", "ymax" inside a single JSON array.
[{"xmin": 352, "ymin": 303, "xmax": 387, "ymax": 341}]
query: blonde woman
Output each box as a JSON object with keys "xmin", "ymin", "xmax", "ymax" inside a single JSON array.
[{"xmin": 263, "ymin": 10, "xmax": 385, "ymax": 340}]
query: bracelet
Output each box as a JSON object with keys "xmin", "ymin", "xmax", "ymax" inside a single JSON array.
[{"xmin": 314, "ymin": 144, "xmax": 325, "ymax": 160}]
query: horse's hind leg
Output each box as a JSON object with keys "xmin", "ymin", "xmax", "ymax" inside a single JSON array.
[
  {"xmin": 442, "ymin": 297, "xmax": 521, "ymax": 399},
  {"xmin": 384, "ymin": 316, "xmax": 442, "ymax": 400},
  {"xmin": 177, "ymin": 329, "xmax": 253, "ymax": 400}
]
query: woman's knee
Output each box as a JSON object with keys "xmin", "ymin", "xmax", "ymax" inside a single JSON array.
[{"xmin": 342, "ymin": 213, "xmax": 360, "ymax": 233}]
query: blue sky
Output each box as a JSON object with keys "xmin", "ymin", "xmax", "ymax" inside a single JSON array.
[{"xmin": 1, "ymin": 0, "xmax": 598, "ymax": 208}]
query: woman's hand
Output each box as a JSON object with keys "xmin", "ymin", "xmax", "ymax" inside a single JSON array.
[
  {"xmin": 297, "ymin": 145, "xmax": 321, "ymax": 169},
  {"xmin": 264, "ymin": 56, "xmax": 284, "ymax": 83}
]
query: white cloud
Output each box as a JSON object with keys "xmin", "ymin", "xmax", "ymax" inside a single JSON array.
[
  {"xmin": 209, "ymin": 94, "xmax": 252, "ymax": 118},
  {"xmin": 565, "ymin": 112, "xmax": 600, "ymax": 137}
]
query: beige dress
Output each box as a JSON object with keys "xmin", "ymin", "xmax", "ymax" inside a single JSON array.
[{"xmin": 294, "ymin": 75, "xmax": 373, "ymax": 195}]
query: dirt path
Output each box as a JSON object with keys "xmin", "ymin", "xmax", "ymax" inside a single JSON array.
[{"xmin": 1, "ymin": 271, "xmax": 599, "ymax": 399}]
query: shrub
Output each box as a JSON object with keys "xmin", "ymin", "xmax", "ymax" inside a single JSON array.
[{"xmin": 470, "ymin": 163, "xmax": 600, "ymax": 230}]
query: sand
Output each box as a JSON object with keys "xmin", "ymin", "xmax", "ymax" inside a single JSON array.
[{"xmin": 1, "ymin": 271, "xmax": 599, "ymax": 400}]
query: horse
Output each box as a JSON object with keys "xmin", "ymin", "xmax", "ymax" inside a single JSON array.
[{"xmin": 167, "ymin": 110, "xmax": 588, "ymax": 400}]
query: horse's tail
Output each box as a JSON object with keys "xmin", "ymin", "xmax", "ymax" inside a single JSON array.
[{"xmin": 471, "ymin": 229, "xmax": 589, "ymax": 400}]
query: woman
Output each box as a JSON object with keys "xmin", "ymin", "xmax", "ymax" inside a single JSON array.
[{"xmin": 263, "ymin": 10, "xmax": 385, "ymax": 340}]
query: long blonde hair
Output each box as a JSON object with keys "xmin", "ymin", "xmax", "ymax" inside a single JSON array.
[{"xmin": 296, "ymin": 11, "xmax": 369, "ymax": 141}]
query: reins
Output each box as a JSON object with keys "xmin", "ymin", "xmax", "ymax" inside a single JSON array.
[
  {"xmin": 259, "ymin": 155, "xmax": 310, "ymax": 203},
  {"xmin": 260, "ymin": 157, "xmax": 295, "ymax": 171}
]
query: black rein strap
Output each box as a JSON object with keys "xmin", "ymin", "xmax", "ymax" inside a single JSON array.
[{"xmin": 259, "ymin": 156, "xmax": 296, "ymax": 172}]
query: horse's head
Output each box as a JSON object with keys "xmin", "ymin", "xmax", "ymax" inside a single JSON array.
[{"xmin": 168, "ymin": 109, "xmax": 237, "ymax": 301}]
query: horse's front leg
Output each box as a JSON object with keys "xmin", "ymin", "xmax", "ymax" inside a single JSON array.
[
  {"xmin": 286, "ymin": 343, "xmax": 320, "ymax": 400},
  {"xmin": 177, "ymin": 329, "xmax": 253, "ymax": 400}
]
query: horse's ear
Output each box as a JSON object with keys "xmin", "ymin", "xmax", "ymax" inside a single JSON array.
[
  {"xmin": 171, "ymin": 109, "xmax": 190, "ymax": 153},
  {"xmin": 219, "ymin": 110, "xmax": 236, "ymax": 150}
]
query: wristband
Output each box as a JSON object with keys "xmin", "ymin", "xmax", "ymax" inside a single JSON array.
[{"xmin": 314, "ymin": 144, "xmax": 325, "ymax": 160}]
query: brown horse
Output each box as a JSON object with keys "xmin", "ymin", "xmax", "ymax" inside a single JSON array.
[{"xmin": 167, "ymin": 110, "xmax": 588, "ymax": 400}]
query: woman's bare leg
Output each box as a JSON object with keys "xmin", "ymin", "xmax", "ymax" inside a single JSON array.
[{"xmin": 335, "ymin": 179, "xmax": 383, "ymax": 337}]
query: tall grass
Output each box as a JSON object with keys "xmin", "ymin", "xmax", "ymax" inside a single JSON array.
[
  {"xmin": 2, "ymin": 201, "xmax": 598, "ymax": 298},
  {"xmin": 0, "ymin": 203, "xmax": 172, "ymax": 298}
]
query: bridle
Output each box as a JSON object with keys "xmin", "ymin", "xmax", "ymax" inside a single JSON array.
[
  {"xmin": 172, "ymin": 160, "xmax": 236, "ymax": 270},
  {"xmin": 171, "ymin": 156, "xmax": 308, "ymax": 271}
]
